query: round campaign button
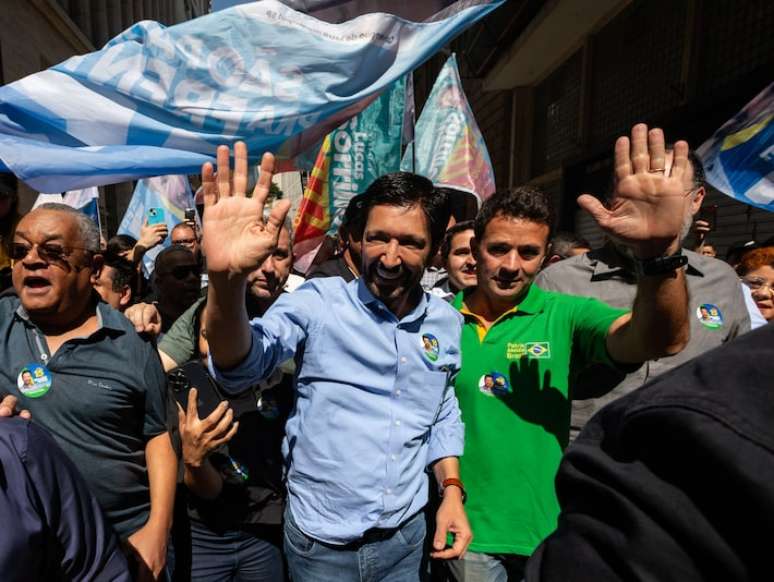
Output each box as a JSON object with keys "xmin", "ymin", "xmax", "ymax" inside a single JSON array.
[
  {"xmin": 479, "ymin": 371, "xmax": 510, "ymax": 397},
  {"xmin": 17, "ymin": 363, "xmax": 53, "ymax": 398},
  {"xmin": 421, "ymin": 333, "xmax": 440, "ymax": 362},
  {"xmin": 696, "ymin": 303, "xmax": 724, "ymax": 330}
]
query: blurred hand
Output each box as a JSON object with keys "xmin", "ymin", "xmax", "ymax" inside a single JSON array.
[
  {"xmin": 0, "ymin": 394, "xmax": 31, "ymax": 419},
  {"xmin": 201, "ymin": 142, "xmax": 291, "ymax": 280},
  {"xmin": 124, "ymin": 302, "xmax": 162, "ymax": 337},
  {"xmin": 693, "ymin": 218, "xmax": 710, "ymax": 244},
  {"xmin": 578, "ymin": 124, "xmax": 690, "ymax": 258}
]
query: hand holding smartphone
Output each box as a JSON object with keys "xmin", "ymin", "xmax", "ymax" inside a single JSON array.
[{"xmin": 146, "ymin": 207, "xmax": 166, "ymax": 226}]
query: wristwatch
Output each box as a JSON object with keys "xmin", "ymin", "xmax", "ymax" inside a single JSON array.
[
  {"xmin": 634, "ymin": 249, "xmax": 688, "ymax": 277},
  {"xmin": 440, "ymin": 478, "xmax": 467, "ymax": 504}
]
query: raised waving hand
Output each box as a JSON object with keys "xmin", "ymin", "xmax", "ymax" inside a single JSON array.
[
  {"xmin": 201, "ymin": 142, "xmax": 291, "ymax": 279},
  {"xmin": 578, "ymin": 124, "xmax": 690, "ymax": 258}
]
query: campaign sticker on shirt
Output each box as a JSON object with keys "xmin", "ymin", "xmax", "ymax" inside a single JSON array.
[
  {"xmin": 696, "ymin": 303, "xmax": 724, "ymax": 329},
  {"xmin": 479, "ymin": 372, "xmax": 510, "ymax": 397},
  {"xmin": 17, "ymin": 364, "xmax": 52, "ymax": 398},
  {"xmin": 421, "ymin": 333, "xmax": 440, "ymax": 362}
]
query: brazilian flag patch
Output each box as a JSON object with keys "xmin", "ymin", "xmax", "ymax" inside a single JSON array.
[{"xmin": 526, "ymin": 342, "xmax": 551, "ymax": 359}]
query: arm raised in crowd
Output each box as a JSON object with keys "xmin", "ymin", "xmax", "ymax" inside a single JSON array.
[
  {"xmin": 202, "ymin": 143, "xmax": 291, "ymax": 371},
  {"xmin": 579, "ymin": 124, "xmax": 690, "ymax": 363}
]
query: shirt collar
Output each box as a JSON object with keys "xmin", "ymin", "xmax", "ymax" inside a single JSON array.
[
  {"xmin": 15, "ymin": 295, "xmax": 125, "ymax": 334},
  {"xmin": 356, "ymin": 278, "xmax": 430, "ymax": 324},
  {"xmin": 455, "ymin": 282, "xmax": 546, "ymax": 318}
]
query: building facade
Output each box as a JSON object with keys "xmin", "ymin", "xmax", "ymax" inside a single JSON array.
[{"xmin": 415, "ymin": 0, "xmax": 774, "ymax": 254}]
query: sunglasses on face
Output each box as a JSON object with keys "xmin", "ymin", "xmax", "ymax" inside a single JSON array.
[
  {"xmin": 173, "ymin": 238, "xmax": 197, "ymax": 246},
  {"xmin": 10, "ymin": 241, "xmax": 91, "ymax": 264}
]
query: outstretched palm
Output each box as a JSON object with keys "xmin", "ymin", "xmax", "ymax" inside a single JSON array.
[
  {"xmin": 578, "ymin": 124, "xmax": 691, "ymax": 257},
  {"xmin": 201, "ymin": 143, "xmax": 291, "ymax": 277}
]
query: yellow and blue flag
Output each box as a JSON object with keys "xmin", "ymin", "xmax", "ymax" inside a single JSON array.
[{"xmin": 697, "ymin": 83, "xmax": 773, "ymax": 212}]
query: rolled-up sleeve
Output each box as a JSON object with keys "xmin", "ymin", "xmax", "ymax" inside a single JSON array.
[
  {"xmin": 208, "ymin": 283, "xmax": 320, "ymax": 395},
  {"xmin": 427, "ymin": 316, "xmax": 465, "ymax": 465},
  {"xmin": 426, "ymin": 384, "xmax": 465, "ymax": 466}
]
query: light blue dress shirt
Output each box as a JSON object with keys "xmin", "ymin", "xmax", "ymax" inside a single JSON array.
[{"xmin": 210, "ymin": 277, "xmax": 465, "ymax": 544}]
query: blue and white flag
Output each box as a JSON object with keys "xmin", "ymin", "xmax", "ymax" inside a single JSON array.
[
  {"xmin": 697, "ymin": 83, "xmax": 774, "ymax": 212},
  {"xmin": 31, "ymin": 186, "xmax": 101, "ymax": 228},
  {"xmin": 118, "ymin": 175, "xmax": 194, "ymax": 274},
  {"xmin": 0, "ymin": 0, "xmax": 503, "ymax": 193},
  {"xmin": 63, "ymin": 187, "xmax": 101, "ymax": 227}
]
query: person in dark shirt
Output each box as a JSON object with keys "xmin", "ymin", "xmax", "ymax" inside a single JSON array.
[
  {"xmin": 526, "ymin": 322, "xmax": 774, "ymax": 582},
  {"xmin": 0, "ymin": 203, "xmax": 176, "ymax": 580},
  {"xmin": 0, "ymin": 417, "xmax": 131, "ymax": 582},
  {"xmin": 130, "ymin": 218, "xmax": 296, "ymax": 581}
]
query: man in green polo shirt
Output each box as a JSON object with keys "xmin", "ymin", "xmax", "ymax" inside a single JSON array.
[{"xmin": 448, "ymin": 124, "xmax": 691, "ymax": 581}]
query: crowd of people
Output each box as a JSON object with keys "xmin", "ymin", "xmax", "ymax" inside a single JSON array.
[{"xmin": 0, "ymin": 123, "xmax": 771, "ymax": 582}]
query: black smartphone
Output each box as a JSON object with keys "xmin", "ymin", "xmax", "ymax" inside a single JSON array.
[
  {"xmin": 170, "ymin": 362, "xmax": 224, "ymax": 419},
  {"xmin": 184, "ymin": 207, "xmax": 197, "ymax": 222},
  {"xmin": 698, "ymin": 205, "xmax": 718, "ymax": 231}
]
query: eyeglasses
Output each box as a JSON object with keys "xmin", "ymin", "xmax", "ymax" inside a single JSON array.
[
  {"xmin": 742, "ymin": 276, "xmax": 774, "ymax": 294},
  {"xmin": 165, "ymin": 265, "xmax": 201, "ymax": 280},
  {"xmin": 10, "ymin": 241, "xmax": 92, "ymax": 264},
  {"xmin": 172, "ymin": 238, "xmax": 197, "ymax": 246}
]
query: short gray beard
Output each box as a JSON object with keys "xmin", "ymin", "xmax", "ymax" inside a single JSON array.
[{"xmin": 612, "ymin": 210, "xmax": 694, "ymax": 258}]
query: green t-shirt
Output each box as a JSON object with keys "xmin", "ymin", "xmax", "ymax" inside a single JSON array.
[
  {"xmin": 159, "ymin": 297, "xmax": 205, "ymax": 367},
  {"xmin": 452, "ymin": 284, "xmax": 628, "ymax": 556}
]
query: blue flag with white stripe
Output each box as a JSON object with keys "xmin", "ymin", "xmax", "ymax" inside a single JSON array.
[
  {"xmin": 0, "ymin": 0, "xmax": 503, "ymax": 193},
  {"xmin": 697, "ymin": 83, "xmax": 774, "ymax": 212}
]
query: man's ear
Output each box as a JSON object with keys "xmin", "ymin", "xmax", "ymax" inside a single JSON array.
[
  {"xmin": 119, "ymin": 285, "xmax": 133, "ymax": 308},
  {"xmin": 89, "ymin": 254, "xmax": 104, "ymax": 283},
  {"xmin": 691, "ymin": 186, "xmax": 706, "ymax": 214},
  {"xmin": 545, "ymin": 254, "xmax": 561, "ymax": 266}
]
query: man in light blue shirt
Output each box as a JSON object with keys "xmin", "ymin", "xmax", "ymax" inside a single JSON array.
[{"xmin": 201, "ymin": 142, "xmax": 472, "ymax": 581}]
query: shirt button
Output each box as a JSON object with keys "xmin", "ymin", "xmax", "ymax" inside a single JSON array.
[
  {"xmin": 400, "ymin": 356, "xmax": 407, "ymax": 364},
  {"xmin": 395, "ymin": 420, "xmax": 401, "ymax": 426},
  {"xmin": 386, "ymin": 488, "xmax": 392, "ymax": 494},
  {"xmin": 391, "ymin": 454, "xmax": 397, "ymax": 461},
  {"xmin": 395, "ymin": 389, "xmax": 401, "ymax": 396}
]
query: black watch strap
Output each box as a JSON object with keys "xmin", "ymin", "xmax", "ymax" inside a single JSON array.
[{"xmin": 634, "ymin": 249, "xmax": 688, "ymax": 277}]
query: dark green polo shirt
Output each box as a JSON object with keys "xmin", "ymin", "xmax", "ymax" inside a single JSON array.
[
  {"xmin": 453, "ymin": 284, "xmax": 627, "ymax": 556},
  {"xmin": 0, "ymin": 296, "xmax": 168, "ymax": 539}
]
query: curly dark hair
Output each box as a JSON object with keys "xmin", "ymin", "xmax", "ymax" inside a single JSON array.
[{"xmin": 474, "ymin": 187, "xmax": 555, "ymax": 242}]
